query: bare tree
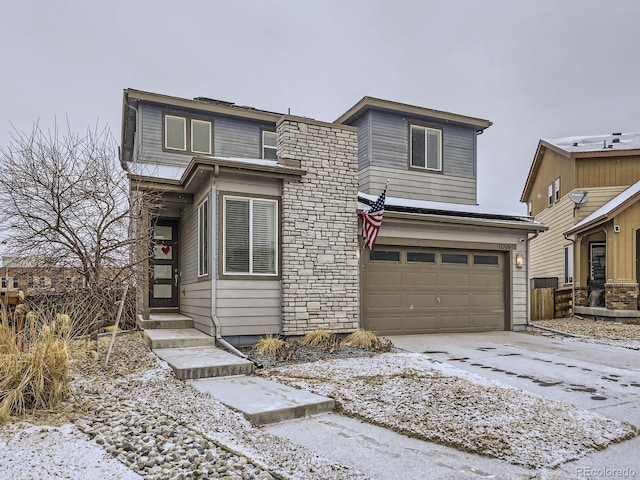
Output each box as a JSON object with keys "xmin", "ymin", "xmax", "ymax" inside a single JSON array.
[{"xmin": 0, "ymin": 121, "xmax": 160, "ymax": 332}]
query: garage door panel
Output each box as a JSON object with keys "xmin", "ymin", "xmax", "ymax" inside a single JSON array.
[
  {"xmin": 403, "ymin": 315, "xmax": 439, "ymax": 331},
  {"xmin": 366, "ymin": 294, "xmax": 403, "ymax": 309},
  {"xmin": 368, "ymin": 270, "xmax": 402, "ymax": 286},
  {"xmin": 470, "ymin": 313, "xmax": 504, "ymax": 329},
  {"xmin": 471, "ymin": 272, "xmax": 502, "ymax": 288},
  {"xmin": 403, "ymin": 294, "xmax": 438, "ymax": 309},
  {"xmin": 438, "ymin": 315, "xmax": 471, "ymax": 330},
  {"xmin": 367, "ymin": 315, "xmax": 402, "ymax": 333},
  {"xmin": 404, "ymin": 271, "xmax": 437, "ymax": 285},
  {"xmin": 472, "ymin": 294, "xmax": 503, "ymax": 307},
  {"xmin": 439, "ymin": 294, "xmax": 470, "ymax": 307},
  {"xmin": 363, "ymin": 246, "xmax": 506, "ymax": 334},
  {"xmin": 439, "ymin": 272, "xmax": 471, "ymax": 287}
]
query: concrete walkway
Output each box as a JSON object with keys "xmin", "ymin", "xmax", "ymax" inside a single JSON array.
[{"xmin": 141, "ymin": 313, "xmax": 335, "ymax": 424}]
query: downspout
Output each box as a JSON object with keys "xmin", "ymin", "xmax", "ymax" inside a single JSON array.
[{"xmin": 211, "ymin": 313, "xmax": 262, "ymax": 368}]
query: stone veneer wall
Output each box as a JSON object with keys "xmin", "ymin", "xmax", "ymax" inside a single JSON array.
[
  {"xmin": 605, "ymin": 282, "xmax": 638, "ymax": 310},
  {"xmin": 574, "ymin": 286, "xmax": 588, "ymax": 307},
  {"xmin": 277, "ymin": 116, "xmax": 360, "ymax": 335}
]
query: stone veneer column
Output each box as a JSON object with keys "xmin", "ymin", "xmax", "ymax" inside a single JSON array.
[
  {"xmin": 604, "ymin": 282, "xmax": 639, "ymax": 310},
  {"xmin": 277, "ymin": 116, "xmax": 359, "ymax": 336}
]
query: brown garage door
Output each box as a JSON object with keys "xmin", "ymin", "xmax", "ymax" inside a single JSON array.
[{"xmin": 362, "ymin": 246, "xmax": 506, "ymax": 334}]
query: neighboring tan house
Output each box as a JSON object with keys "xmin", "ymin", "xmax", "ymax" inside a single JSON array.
[
  {"xmin": 521, "ymin": 132, "xmax": 640, "ymax": 319},
  {"xmin": 121, "ymin": 89, "xmax": 544, "ymax": 342}
]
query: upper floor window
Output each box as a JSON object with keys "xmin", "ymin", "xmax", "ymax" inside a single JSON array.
[
  {"xmin": 223, "ymin": 195, "xmax": 278, "ymax": 277},
  {"xmin": 1, "ymin": 277, "xmax": 6, "ymax": 288},
  {"xmin": 410, "ymin": 125, "xmax": 442, "ymax": 171},
  {"xmin": 554, "ymin": 177, "xmax": 560, "ymax": 202},
  {"xmin": 548, "ymin": 184, "xmax": 553, "ymax": 206},
  {"xmin": 12, "ymin": 277, "xmax": 18, "ymax": 288},
  {"xmin": 262, "ymin": 130, "xmax": 277, "ymax": 160},
  {"xmin": 164, "ymin": 114, "xmax": 212, "ymax": 154}
]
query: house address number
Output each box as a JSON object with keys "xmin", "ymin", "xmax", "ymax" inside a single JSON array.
[{"xmin": 497, "ymin": 244, "xmax": 515, "ymax": 250}]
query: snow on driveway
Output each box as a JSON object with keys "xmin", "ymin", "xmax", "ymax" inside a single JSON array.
[{"xmin": 260, "ymin": 352, "xmax": 637, "ymax": 469}]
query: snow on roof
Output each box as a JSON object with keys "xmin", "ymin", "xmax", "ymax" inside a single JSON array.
[
  {"xmin": 126, "ymin": 162, "xmax": 185, "ymax": 181},
  {"xmin": 126, "ymin": 157, "xmax": 289, "ymax": 182},
  {"xmin": 568, "ymin": 180, "xmax": 640, "ymax": 233},
  {"xmin": 544, "ymin": 132, "xmax": 640, "ymax": 154},
  {"xmin": 359, "ymin": 192, "xmax": 531, "ymax": 220}
]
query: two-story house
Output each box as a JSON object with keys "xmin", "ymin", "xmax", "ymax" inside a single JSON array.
[
  {"xmin": 521, "ymin": 132, "xmax": 640, "ymax": 319},
  {"xmin": 121, "ymin": 89, "xmax": 544, "ymax": 342}
]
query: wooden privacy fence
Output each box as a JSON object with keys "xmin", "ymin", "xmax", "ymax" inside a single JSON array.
[{"xmin": 531, "ymin": 288, "xmax": 573, "ymax": 320}]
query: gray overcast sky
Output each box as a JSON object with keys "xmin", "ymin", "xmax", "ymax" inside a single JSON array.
[{"xmin": 1, "ymin": 0, "xmax": 639, "ymax": 215}]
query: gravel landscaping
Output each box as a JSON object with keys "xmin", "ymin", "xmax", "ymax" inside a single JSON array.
[
  {"xmin": 1, "ymin": 318, "xmax": 639, "ymax": 479},
  {"xmin": 528, "ymin": 316, "xmax": 640, "ymax": 350}
]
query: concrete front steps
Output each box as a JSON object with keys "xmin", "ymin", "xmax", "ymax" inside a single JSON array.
[{"xmin": 138, "ymin": 313, "xmax": 335, "ymax": 424}]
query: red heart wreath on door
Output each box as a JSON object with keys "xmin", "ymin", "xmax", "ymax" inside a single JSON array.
[{"xmin": 161, "ymin": 246, "xmax": 171, "ymax": 255}]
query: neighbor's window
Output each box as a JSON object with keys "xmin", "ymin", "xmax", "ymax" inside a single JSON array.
[
  {"xmin": 548, "ymin": 184, "xmax": 553, "ymax": 206},
  {"xmin": 198, "ymin": 198, "xmax": 209, "ymax": 277},
  {"xmin": 224, "ymin": 196, "xmax": 278, "ymax": 276},
  {"xmin": 12, "ymin": 277, "xmax": 18, "ymax": 288},
  {"xmin": 262, "ymin": 130, "xmax": 277, "ymax": 160},
  {"xmin": 28, "ymin": 276, "xmax": 34, "ymax": 288},
  {"xmin": 555, "ymin": 177, "xmax": 561, "ymax": 202},
  {"xmin": 564, "ymin": 244, "xmax": 574, "ymax": 284},
  {"xmin": 191, "ymin": 119, "xmax": 212, "ymax": 154},
  {"xmin": 165, "ymin": 115, "xmax": 186, "ymax": 151},
  {"xmin": 1, "ymin": 277, "xmax": 6, "ymax": 288},
  {"xmin": 39, "ymin": 277, "xmax": 45, "ymax": 287},
  {"xmin": 410, "ymin": 125, "xmax": 442, "ymax": 171},
  {"xmin": 51, "ymin": 277, "xmax": 57, "ymax": 288}
]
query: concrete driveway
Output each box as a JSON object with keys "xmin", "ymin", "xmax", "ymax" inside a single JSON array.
[{"xmin": 386, "ymin": 331, "xmax": 640, "ymax": 477}]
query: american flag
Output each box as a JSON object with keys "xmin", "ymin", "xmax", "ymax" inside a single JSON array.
[{"xmin": 361, "ymin": 185, "xmax": 387, "ymax": 251}]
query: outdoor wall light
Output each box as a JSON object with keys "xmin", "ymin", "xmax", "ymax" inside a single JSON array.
[{"xmin": 516, "ymin": 254, "xmax": 525, "ymax": 268}]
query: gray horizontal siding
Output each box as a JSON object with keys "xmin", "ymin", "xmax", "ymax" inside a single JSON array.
[
  {"xmin": 360, "ymin": 165, "xmax": 476, "ymax": 204},
  {"xmin": 216, "ymin": 279, "xmax": 281, "ymax": 336},
  {"xmin": 138, "ymin": 103, "xmax": 276, "ymax": 165},
  {"xmin": 179, "ymin": 199, "xmax": 199, "ymax": 283},
  {"xmin": 368, "ymin": 110, "xmax": 476, "ymax": 179},
  {"xmin": 353, "ymin": 114, "xmax": 370, "ymax": 170},
  {"xmin": 181, "ymin": 281, "xmax": 213, "ymax": 334}
]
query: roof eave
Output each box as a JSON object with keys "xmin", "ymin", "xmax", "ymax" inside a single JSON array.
[{"xmin": 335, "ymin": 96, "xmax": 492, "ymax": 131}]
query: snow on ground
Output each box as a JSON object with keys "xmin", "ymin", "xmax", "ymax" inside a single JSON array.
[
  {"xmin": 1, "ymin": 318, "xmax": 639, "ymax": 479},
  {"xmin": 259, "ymin": 352, "xmax": 637, "ymax": 469}
]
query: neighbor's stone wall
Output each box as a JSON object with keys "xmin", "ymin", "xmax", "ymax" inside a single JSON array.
[
  {"xmin": 277, "ymin": 116, "xmax": 359, "ymax": 335},
  {"xmin": 605, "ymin": 282, "xmax": 638, "ymax": 310},
  {"xmin": 574, "ymin": 286, "xmax": 588, "ymax": 307}
]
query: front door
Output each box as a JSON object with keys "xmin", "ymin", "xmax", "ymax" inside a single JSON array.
[
  {"xmin": 590, "ymin": 242, "xmax": 606, "ymax": 284},
  {"xmin": 149, "ymin": 219, "xmax": 179, "ymax": 309}
]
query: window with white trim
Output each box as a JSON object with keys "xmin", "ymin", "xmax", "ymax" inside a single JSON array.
[
  {"xmin": 165, "ymin": 115, "xmax": 186, "ymax": 151},
  {"xmin": 191, "ymin": 119, "xmax": 212, "ymax": 154},
  {"xmin": 554, "ymin": 177, "xmax": 560, "ymax": 202},
  {"xmin": 164, "ymin": 114, "xmax": 212, "ymax": 154},
  {"xmin": 410, "ymin": 125, "xmax": 442, "ymax": 171},
  {"xmin": 223, "ymin": 196, "xmax": 278, "ymax": 276},
  {"xmin": 564, "ymin": 244, "xmax": 574, "ymax": 284},
  {"xmin": 548, "ymin": 184, "xmax": 553, "ymax": 206},
  {"xmin": 262, "ymin": 131, "xmax": 277, "ymax": 160},
  {"xmin": 198, "ymin": 198, "xmax": 209, "ymax": 277}
]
